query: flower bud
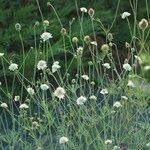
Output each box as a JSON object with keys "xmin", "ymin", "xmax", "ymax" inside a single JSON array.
[
  {"xmin": 88, "ymin": 8, "xmax": 95, "ymax": 17},
  {"xmin": 35, "ymin": 21, "xmax": 40, "ymax": 26},
  {"xmin": 15, "ymin": 23, "xmax": 21, "ymax": 31},
  {"xmin": 43, "ymin": 20, "xmax": 49, "ymax": 27},
  {"xmin": 76, "ymin": 46, "xmax": 83, "ymax": 57},
  {"xmin": 139, "ymin": 18, "xmax": 148, "ymax": 30},
  {"xmin": 101, "ymin": 44, "xmax": 109, "ymax": 53},
  {"xmin": 72, "ymin": 37, "xmax": 79, "ymax": 43},
  {"xmin": 60, "ymin": 28, "xmax": 67, "ymax": 36},
  {"xmin": 125, "ymin": 42, "xmax": 130, "ymax": 48},
  {"xmin": 84, "ymin": 35, "xmax": 91, "ymax": 43},
  {"xmin": 107, "ymin": 33, "xmax": 113, "ymax": 42}
]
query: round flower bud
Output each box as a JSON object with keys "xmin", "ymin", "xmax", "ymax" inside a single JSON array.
[
  {"xmin": 60, "ymin": 28, "xmax": 67, "ymax": 36},
  {"xmin": 76, "ymin": 46, "xmax": 83, "ymax": 57},
  {"xmin": 72, "ymin": 37, "xmax": 79, "ymax": 43},
  {"xmin": 125, "ymin": 42, "xmax": 130, "ymax": 48},
  {"xmin": 35, "ymin": 21, "xmax": 40, "ymax": 26},
  {"xmin": 84, "ymin": 35, "xmax": 91, "ymax": 43},
  {"xmin": 139, "ymin": 18, "xmax": 148, "ymax": 30},
  {"xmin": 15, "ymin": 23, "xmax": 21, "ymax": 31},
  {"xmin": 88, "ymin": 8, "xmax": 95, "ymax": 17},
  {"xmin": 43, "ymin": 20, "xmax": 49, "ymax": 27},
  {"xmin": 101, "ymin": 44, "xmax": 109, "ymax": 53},
  {"xmin": 107, "ymin": 33, "xmax": 113, "ymax": 42}
]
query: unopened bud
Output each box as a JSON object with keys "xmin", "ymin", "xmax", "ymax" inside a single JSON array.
[
  {"xmin": 88, "ymin": 8, "xmax": 95, "ymax": 17},
  {"xmin": 43, "ymin": 20, "xmax": 49, "ymax": 27},
  {"xmin": 15, "ymin": 23, "xmax": 21, "ymax": 31},
  {"xmin": 139, "ymin": 18, "xmax": 148, "ymax": 30},
  {"xmin": 72, "ymin": 37, "xmax": 79, "ymax": 43},
  {"xmin": 60, "ymin": 28, "xmax": 67, "ymax": 36},
  {"xmin": 84, "ymin": 35, "xmax": 91, "ymax": 43}
]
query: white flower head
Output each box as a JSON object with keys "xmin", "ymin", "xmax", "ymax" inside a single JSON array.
[
  {"xmin": 19, "ymin": 103, "xmax": 29, "ymax": 109},
  {"xmin": 27, "ymin": 87, "xmax": 35, "ymax": 95},
  {"xmin": 14, "ymin": 95, "xmax": 20, "ymax": 101},
  {"xmin": 121, "ymin": 96, "xmax": 128, "ymax": 100},
  {"xmin": 90, "ymin": 41, "xmax": 97, "ymax": 46},
  {"xmin": 0, "ymin": 53, "xmax": 4, "ymax": 57},
  {"xmin": 37, "ymin": 60, "xmax": 47, "ymax": 70},
  {"xmin": 112, "ymin": 146, "xmax": 120, "ymax": 150},
  {"xmin": 9, "ymin": 63, "xmax": 18, "ymax": 71},
  {"xmin": 100, "ymin": 88, "xmax": 108, "ymax": 95},
  {"xmin": 105, "ymin": 139, "xmax": 112, "ymax": 144},
  {"xmin": 134, "ymin": 55, "xmax": 142, "ymax": 64},
  {"xmin": 123, "ymin": 63, "xmax": 132, "ymax": 71},
  {"xmin": 53, "ymin": 87, "xmax": 66, "ymax": 99},
  {"xmin": 102, "ymin": 63, "xmax": 111, "ymax": 69},
  {"xmin": 77, "ymin": 96, "xmax": 87, "ymax": 105},
  {"xmin": 121, "ymin": 12, "xmax": 131, "ymax": 19},
  {"xmin": 113, "ymin": 101, "xmax": 122, "ymax": 108},
  {"xmin": 127, "ymin": 80, "xmax": 135, "ymax": 87},
  {"xmin": 89, "ymin": 95, "xmax": 97, "ymax": 101},
  {"xmin": 40, "ymin": 84, "xmax": 49, "ymax": 91},
  {"xmin": 80, "ymin": 7, "xmax": 87, "ymax": 13},
  {"xmin": 0, "ymin": 103, "xmax": 8, "ymax": 108},
  {"xmin": 81, "ymin": 75, "xmax": 89, "ymax": 81},
  {"xmin": 41, "ymin": 32, "xmax": 53, "ymax": 42},
  {"xmin": 144, "ymin": 65, "xmax": 150, "ymax": 70},
  {"xmin": 59, "ymin": 136, "xmax": 69, "ymax": 144},
  {"xmin": 52, "ymin": 61, "xmax": 61, "ymax": 73}
]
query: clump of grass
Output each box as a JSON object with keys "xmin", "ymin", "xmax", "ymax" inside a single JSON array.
[{"xmin": 0, "ymin": 0, "xmax": 149, "ymax": 150}]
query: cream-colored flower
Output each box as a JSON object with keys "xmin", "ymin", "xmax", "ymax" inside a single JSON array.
[
  {"xmin": 52, "ymin": 61, "xmax": 61, "ymax": 73},
  {"xmin": 59, "ymin": 136, "xmax": 69, "ymax": 144},
  {"xmin": 123, "ymin": 63, "xmax": 132, "ymax": 71},
  {"xmin": 40, "ymin": 84, "xmax": 49, "ymax": 90},
  {"xmin": 127, "ymin": 80, "xmax": 135, "ymax": 87},
  {"xmin": 105, "ymin": 139, "xmax": 112, "ymax": 144},
  {"xmin": 9, "ymin": 63, "xmax": 18, "ymax": 71},
  {"xmin": 113, "ymin": 101, "xmax": 122, "ymax": 108},
  {"xmin": 80, "ymin": 7, "xmax": 87, "ymax": 13},
  {"xmin": 77, "ymin": 96, "xmax": 87, "ymax": 105},
  {"xmin": 121, "ymin": 12, "xmax": 131, "ymax": 19},
  {"xmin": 37, "ymin": 60, "xmax": 47, "ymax": 70},
  {"xmin": 19, "ymin": 103, "xmax": 29, "ymax": 109},
  {"xmin": 0, "ymin": 53, "xmax": 4, "ymax": 57},
  {"xmin": 14, "ymin": 95, "xmax": 20, "ymax": 101},
  {"xmin": 102, "ymin": 63, "xmax": 111, "ymax": 69},
  {"xmin": 0, "ymin": 103, "xmax": 8, "ymax": 108},
  {"xmin": 27, "ymin": 87, "xmax": 35, "ymax": 95},
  {"xmin": 100, "ymin": 88, "xmax": 108, "ymax": 95},
  {"xmin": 81, "ymin": 75, "xmax": 89, "ymax": 81},
  {"xmin": 53, "ymin": 87, "xmax": 66, "ymax": 99},
  {"xmin": 41, "ymin": 32, "xmax": 53, "ymax": 42},
  {"xmin": 89, "ymin": 95, "xmax": 97, "ymax": 100}
]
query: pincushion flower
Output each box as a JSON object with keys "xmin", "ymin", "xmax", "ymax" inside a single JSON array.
[
  {"xmin": 40, "ymin": 84, "xmax": 49, "ymax": 91},
  {"xmin": 52, "ymin": 61, "xmax": 61, "ymax": 73},
  {"xmin": 81, "ymin": 75, "xmax": 89, "ymax": 81},
  {"xmin": 0, "ymin": 103, "xmax": 8, "ymax": 108},
  {"xmin": 77, "ymin": 96, "xmax": 87, "ymax": 105},
  {"xmin": 0, "ymin": 53, "xmax": 4, "ymax": 57},
  {"xmin": 80, "ymin": 7, "xmax": 87, "ymax": 13},
  {"xmin": 123, "ymin": 63, "xmax": 132, "ymax": 71},
  {"xmin": 121, "ymin": 12, "xmax": 131, "ymax": 19},
  {"xmin": 89, "ymin": 95, "xmax": 97, "ymax": 101},
  {"xmin": 9, "ymin": 63, "xmax": 18, "ymax": 71},
  {"xmin": 105, "ymin": 139, "xmax": 112, "ymax": 144},
  {"xmin": 102, "ymin": 63, "xmax": 111, "ymax": 69},
  {"xmin": 100, "ymin": 88, "xmax": 108, "ymax": 95},
  {"xmin": 127, "ymin": 80, "xmax": 135, "ymax": 87},
  {"xmin": 37, "ymin": 60, "xmax": 47, "ymax": 70},
  {"xmin": 41, "ymin": 32, "xmax": 53, "ymax": 42},
  {"xmin": 19, "ymin": 103, "xmax": 29, "ymax": 109},
  {"xmin": 27, "ymin": 87, "xmax": 35, "ymax": 95},
  {"xmin": 53, "ymin": 87, "xmax": 66, "ymax": 99},
  {"xmin": 113, "ymin": 101, "xmax": 122, "ymax": 108},
  {"xmin": 59, "ymin": 137, "xmax": 69, "ymax": 144},
  {"xmin": 14, "ymin": 95, "xmax": 20, "ymax": 101}
]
